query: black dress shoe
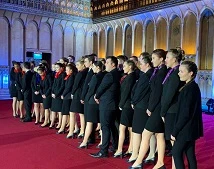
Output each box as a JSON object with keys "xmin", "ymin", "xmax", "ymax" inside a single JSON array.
[
  {"xmin": 157, "ymin": 165, "xmax": 166, "ymax": 169},
  {"xmin": 56, "ymin": 130, "xmax": 65, "ymax": 134},
  {"xmin": 123, "ymin": 151, "xmax": 132, "ymax": 157},
  {"xmin": 143, "ymin": 157, "xmax": 155, "ymax": 164},
  {"xmin": 49, "ymin": 126, "xmax": 54, "ymax": 129},
  {"xmin": 66, "ymin": 134, "xmax": 76, "ymax": 139},
  {"xmin": 22, "ymin": 118, "xmax": 32, "ymax": 122},
  {"xmin": 127, "ymin": 158, "xmax": 137, "ymax": 163},
  {"xmin": 41, "ymin": 123, "xmax": 50, "ymax": 128},
  {"xmin": 78, "ymin": 133, "xmax": 84, "ymax": 139},
  {"xmin": 90, "ymin": 152, "xmax": 108, "ymax": 158},
  {"xmin": 129, "ymin": 164, "xmax": 142, "ymax": 169},
  {"xmin": 78, "ymin": 143, "xmax": 88, "ymax": 149},
  {"xmin": 113, "ymin": 152, "xmax": 123, "ymax": 159}
]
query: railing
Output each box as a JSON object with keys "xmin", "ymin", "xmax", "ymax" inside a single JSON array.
[{"xmin": 0, "ymin": 0, "xmax": 91, "ymax": 18}]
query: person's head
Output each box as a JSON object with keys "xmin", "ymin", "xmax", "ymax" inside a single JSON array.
[
  {"xmin": 14, "ymin": 62, "xmax": 20, "ymax": 70},
  {"xmin": 59, "ymin": 57, "xmax": 69, "ymax": 65},
  {"xmin": 139, "ymin": 52, "xmax": 150, "ymax": 62},
  {"xmin": 37, "ymin": 66, "xmax": 46, "ymax": 76},
  {"xmin": 123, "ymin": 60, "xmax": 136, "ymax": 74},
  {"xmin": 151, "ymin": 49, "xmax": 166, "ymax": 67},
  {"xmin": 117, "ymin": 55, "xmax": 128, "ymax": 66},
  {"xmin": 105, "ymin": 56, "xmax": 118, "ymax": 72},
  {"xmin": 99, "ymin": 58, "xmax": 106, "ymax": 65},
  {"xmin": 92, "ymin": 61, "xmax": 105, "ymax": 73},
  {"xmin": 68, "ymin": 55, "xmax": 75, "ymax": 63},
  {"xmin": 139, "ymin": 55, "xmax": 153, "ymax": 72},
  {"xmin": 30, "ymin": 61, "xmax": 35, "ymax": 69},
  {"xmin": 178, "ymin": 61, "xmax": 197, "ymax": 83},
  {"xmin": 54, "ymin": 63, "xmax": 64, "ymax": 73},
  {"xmin": 65, "ymin": 63, "xmax": 77, "ymax": 75},
  {"xmin": 90, "ymin": 53, "xmax": 98, "ymax": 61},
  {"xmin": 84, "ymin": 55, "xmax": 95, "ymax": 68},
  {"xmin": 12, "ymin": 60, "xmax": 16, "ymax": 66},
  {"xmin": 23, "ymin": 62, "xmax": 31, "ymax": 71},
  {"xmin": 129, "ymin": 56, "xmax": 138, "ymax": 65},
  {"xmin": 165, "ymin": 49, "xmax": 184, "ymax": 68},
  {"xmin": 76, "ymin": 59, "xmax": 85, "ymax": 72}
]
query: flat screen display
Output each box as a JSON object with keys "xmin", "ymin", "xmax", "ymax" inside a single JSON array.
[{"xmin": 33, "ymin": 52, "xmax": 42, "ymax": 60}]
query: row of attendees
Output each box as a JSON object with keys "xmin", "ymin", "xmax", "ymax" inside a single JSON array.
[{"xmin": 10, "ymin": 50, "xmax": 203, "ymax": 169}]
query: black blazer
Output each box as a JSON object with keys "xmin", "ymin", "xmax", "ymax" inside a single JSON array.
[
  {"xmin": 62, "ymin": 73, "xmax": 76, "ymax": 100},
  {"xmin": 148, "ymin": 65, "xmax": 168, "ymax": 113},
  {"xmin": 10, "ymin": 67, "xmax": 16, "ymax": 83},
  {"xmin": 119, "ymin": 72, "xmax": 137, "ymax": 109},
  {"xmin": 81, "ymin": 68, "xmax": 94, "ymax": 101},
  {"xmin": 22, "ymin": 71, "xmax": 34, "ymax": 94},
  {"xmin": 31, "ymin": 73, "xmax": 41, "ymax": 93},
  {"xmin": 40, "ymin": 75, "xmax": 53, "ymax": 97},
  {"xmin": 71, "ymin": 69, "xmax": 88, "ymax": 100},
  {"xmin": 85, "ymin": 71, "xmax": 106, "ymax": 104},
  {"xmin": 96, "ymin": 68, "xmax": 120, "ymax": 111},
  {"xmin": 15, "ymin": 72, "xmax": 23, "ymax": 91},
  {"xmin": 52, "ymin": 72, "xmax": 66, "ymax": 98},
  {"xmin": 161, "ymin": 68, "xmax": 185, "ymax": 117},
  {"xmin": 131, "ymin": 68, "xmax": 153, "ymax": 109},
  {"xmin": 172, "ymin": 81, "xmax": 203, "ymax": 141}
]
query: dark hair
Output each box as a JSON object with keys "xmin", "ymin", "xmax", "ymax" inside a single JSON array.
[
  {"xmin": 152, "ymin": 49, "xmax": 166, "ymax": 61},
  {"xmin": 130, "ymin": 56, "xmax": 138, "ymax": 62},
  {"xmin": 14, "ymin": 62, "xmax": 20, "ymax": 66},
  {"xmin": 68, "ymin": 55, "xmax": 75, "ymax": 62},
  {"xmin": 23, "ymin": 62, "xmax": 31, "ymax": 69},
  {"xmin": 125, "ymin": 60, "xmax": 136, "ymax": 71},
  {"xmin": 141, "ymin": 55, "xmax": 153, "ymax": 68},
  {"xmin": 76, "ymin": 59, "xmax": 85, "ymax": 65},
  {"xmin": 93, "ymin": 61, "xmax": 105, "ymax": 71},
  {"xmin": 168, "ymin": 49, "xmax": 185, "ymax": 63},
  {"xmin": 85, "ymin": 55, "xmax": 95, "ymax": 63},
  {"xmin": 30, "ymin": 61, "xmax": 35, "ymax": 67},
  {"xmin": 117, "ymin": 55, "xmax": 128, "ymax": 62},
  {"xmin": 66, "ymin": 63, "xmax": 78, "ymax": 73},
  {"xmin": 37, "ymin": 66, "xmax": 46, "ymax": 72},
  {"xmin": 140, "ymin": 52, "xmax": 150, "ymax": 58},
  {"xmin": 181, "ymin": 61, "xmax": 198, "ymax": 79},
  {"xmin": 99, "ymin": 58, "xmax": 106, "ymax": 64},
  {"xmin": 106, "ymin": 56, "xmax": 118, "ymax": 67},
  {"xmin": 61, "ymin": 57, "xmax": 69, "ymax": 63},
  {"xmin": 55, "ymin": 62, "xmax": 64, "ymax": 68}
]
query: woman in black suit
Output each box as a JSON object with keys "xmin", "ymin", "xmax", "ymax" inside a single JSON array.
[
  {"xmin": 50, "ymin": 63, "xmax": 66, "ymax": 129},
  {"xmin": 131, "ymin": 49, "xmax": 168, "ymax": 169},
  {"xmin": 171, "ymin": 61, "xmax": 203, "ymax": 169},
  {"xmin": 113, "ymin": 60, "xmax": 137, "ymax": 157},
  {"xmin": 79, "ymin": 61, "xmax": 106, "ymax": 148},
  {"xmin": 15, "ymin": 63, "xmax": 25, "ymax": 119},
  {"xmin": 31, "ymin": 67, "xmax": 44, "ymax": 124},
  {"xmin": 161, "ymin": 49, "xmax": 184, "ymax": 169},
  {"xmin": 57, "ymin": 64, "xmax": 77, "ymax": 134},
  {"xmin": 38, "ymin": 66, "xmax": 53, "ymax": 127},
  {"xmin": 128, "ymin": 56, "xmax": 154, "ymax": 163},
  {"xmin": 10, "ymin": 62, "xmax": 20, "ymax": 117},
  {"xmin": 67, "ymin": 60, "xmax": 87, "ymax": 138}
]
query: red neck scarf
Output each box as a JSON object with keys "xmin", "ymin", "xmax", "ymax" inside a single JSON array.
[
  {"xmin": 14, "ymin": 68, "xmax": 21, "ymax": 73},
  {"xmin": 55, "ymin": 70, "xmax": 63, "ymax": 79},
  {"xmin": 64, "ymin": 73, "xmax": 72, "ymax": 80},
  {"xmin": 120, "ymin": 74, "xmax": 127, "ymax": 84},
  {"xmin": 41, "ymin": 72, "xmax": 46, "ymax": 81}
]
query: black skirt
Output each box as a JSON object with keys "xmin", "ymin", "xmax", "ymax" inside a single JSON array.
[
  {"xmin": 32, "ymin": 93, "xmax": 43, "ymax": 103},
  {"xmin": 10, "ymin": 83, "xmax": 17, "ymax": 97},
  {"xmin": 164, "ymin": 113, "xmax": 176, "ymax": 140},
  {"xmin": 86, "ymin": 103, "xmax": 99, "ymax": 123},
  {"xmin": 51, "ymin": 98, "xmax": 63, "ymax": 112},
  {"xmin": 145, "ymin": 107, "xmax": 164, "ymax": 133},
  {"xmin": 132, "ymin": 107, "xmax": 149, "ymax": 134},
  {"xmin": 120, "ymin": 108, "xmax": 134, "ymax": 127},
  {"xmin": 70, "ymin": 99, "xmax": 84, "ymax": 114},
  {"xmin": 43, "ymin": 96, "xmax": 52, "ymax": 109},
  {"xmin": 17, "ymin": 90, "xmax": 24, "ymax": 101},
  {"xmin": 62, "ymin": 99, "xmax": 72, "ymax": 115}
]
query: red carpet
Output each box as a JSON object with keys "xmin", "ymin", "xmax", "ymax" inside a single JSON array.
[{"xmin": 0, "ymin": 100, "xmax": 213, "ymax": 169}]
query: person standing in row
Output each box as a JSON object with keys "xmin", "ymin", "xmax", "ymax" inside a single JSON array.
[
  {"xmin": 91, "ymin": 56, "xmax": 120, "ymax": 158},
  {"xmin": 50, "ymin": 63, "xmax": 66, "ymax": 129},
  {"xmin": 22, "ymin": 62, "xmax": 34, "ymax": 122},
  {"xmin": 171, "ymin": 61, "xmax": 203, "ymax": 169},
  {"xmin": 114, "ymin": 60, "xmax": 137, "ymax": 158}
]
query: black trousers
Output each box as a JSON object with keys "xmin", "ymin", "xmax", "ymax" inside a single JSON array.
[
  {"xmin": 24, "ymin": 91, "xmax": 32, "ymax": 120},
  {"xmin": 100, "ymin": 110, "xmax": 118, "ymax": 154},
  {"xmin": 172, "ymin": 139, "xmax": 197, "ymax": 169}
]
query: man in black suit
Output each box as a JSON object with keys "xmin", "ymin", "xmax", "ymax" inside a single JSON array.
[
  {"xmin": 90, "ymin": 56, "xmax": 120, "ymax": 158},
  {"xmin": 21, "ymin": 62, "xmax": 34, "ymax": 122},
  {"xmin": 80, "ymin": 54, "xmax": 95, "ymax": 141}
]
